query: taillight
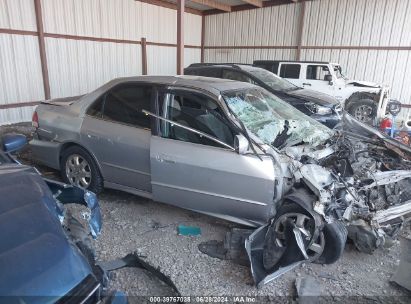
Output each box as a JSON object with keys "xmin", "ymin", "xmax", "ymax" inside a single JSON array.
[{"xmin": 32, "ymin": 111, "xmax": 39, "ymax": 128}]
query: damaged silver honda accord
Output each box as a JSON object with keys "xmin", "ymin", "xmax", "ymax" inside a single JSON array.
[{"xmin": 30, "ymin": 76, "xmax": 411, "ymax": 286}]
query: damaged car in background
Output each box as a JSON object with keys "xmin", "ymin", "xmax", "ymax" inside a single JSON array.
[
  {"xmin": 29, "ymin": 76, "xmax": 411, "ymax": 287},
  {"xmin": 0, "ymin": 134, "xmax": 180, "ymax": 301},
  {"xmin": 0, "ymin": 134, "xmax": 105, "ymax": 303}
]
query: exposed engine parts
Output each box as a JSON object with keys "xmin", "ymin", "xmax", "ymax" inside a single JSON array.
[{"xmin": 286, "ymin": 130, "xmax": 411, "ymax": 255}]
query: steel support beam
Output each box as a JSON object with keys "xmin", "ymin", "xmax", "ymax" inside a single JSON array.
[
  {"xmin": 141, "ymin": 37, "xmax": 148, "ymax": 75},
  {"xmin": 177, "ymin": 0, "xmax": 185, "ymax": 75},
  {"xmin": 34, "ymin": 0, "xmax": 51, "ymax": 100},
  {"xmin": 296, "ymin": 0, "xmax": 306, "ymax": 60}
]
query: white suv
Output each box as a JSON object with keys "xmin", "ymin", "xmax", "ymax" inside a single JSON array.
[{"xmin": 253, "ymin": 60, "xmax": 391, "ymax": 125}]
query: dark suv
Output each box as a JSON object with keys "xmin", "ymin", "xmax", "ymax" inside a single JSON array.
[{"xmin": 184, "ymin": 63, "xmax": 342, "ymax": 128}]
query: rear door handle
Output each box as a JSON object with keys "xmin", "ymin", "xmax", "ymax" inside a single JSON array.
[{"xmin": 302, "ymin": 83, "xmax": 312, "ymax": 86}]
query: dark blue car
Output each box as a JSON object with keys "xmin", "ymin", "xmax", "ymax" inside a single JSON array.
[{"xmin": 0, "ymin": 134, "xmax": 104, "ymax": 303}]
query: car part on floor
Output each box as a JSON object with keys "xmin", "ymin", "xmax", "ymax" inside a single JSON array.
[
  {"xmin": 198, "ymin": 228, "xmax": 252, "ymax": 267},
  {"xmin": 177, "ymin": 225, "xmax": 201, "ymax": 236},
  {"xmin": 98, "ymin": 253, "xmax": 180, "ymax": 297},
  {"xmin": 391, "ymin": 236, "xmax": 411, "ymax": 291},
  {"xmin": 295, "ymin": 276, "xmax": 322, "ymax": 304},
  {"xmin": 45, "ymin": 178, "xmax": 102, "ymax": 238}
]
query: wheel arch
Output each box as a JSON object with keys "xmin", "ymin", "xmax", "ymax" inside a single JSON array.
[
  {"xmin": 345, "ymin": 91, "xmax": 378, "ymax": 111},
  {"xmin": 59, "ymin": 141, "xmax": 104, "ymax": 176}
]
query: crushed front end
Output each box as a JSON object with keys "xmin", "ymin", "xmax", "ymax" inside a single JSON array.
[{"xmin": 246, "ymin": 113, "xmax": 411, "ymax": 286}]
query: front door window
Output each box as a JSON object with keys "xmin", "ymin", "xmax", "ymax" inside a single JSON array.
[{"xmin": 160, "ymin": 92, "xmax": 235, "ymax": 149}]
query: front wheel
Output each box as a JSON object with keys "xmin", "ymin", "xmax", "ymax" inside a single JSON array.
[
  {"xmin": 348, "ymin": 99, "xmax": 376, "ymax": 125},
  {"xmin": 60, "ymin": 145, "xmax": 104, "ymax": 193}
]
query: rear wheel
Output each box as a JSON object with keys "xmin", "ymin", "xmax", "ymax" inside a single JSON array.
[
  {"xmin": 348, "ymin": 99, "xmax": 376, "ymax": 125},
  {"xmin": 60, "ymin": 145, "xmax": 103, "ymax": 193}
]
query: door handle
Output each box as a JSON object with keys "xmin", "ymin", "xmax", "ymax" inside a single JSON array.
[
  {"xmin": 302, "ymin": 83, "xmax": 312, "ymax": 86},
  {"xmin": 155, "ymin": 154, "xmax": 176, "ymax": 164}
]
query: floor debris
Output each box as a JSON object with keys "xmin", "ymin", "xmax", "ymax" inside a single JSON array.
[
  {"xmin": 391, "ymin": 236, "xmax": 411, "ymax": 291},
  {"xmin": 177, "ymin": 224, "xmax": 201, "ymax": 236},
  {"xmin": 295, "ymin": 276, "xmax": 322, "ymax": 304}
]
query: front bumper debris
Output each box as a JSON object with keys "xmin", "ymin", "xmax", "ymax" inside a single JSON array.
[
  {"xmin": 45, "ymin": 179, "xmax": 102, "ymax": 238},
  {"xmin": 245, "ymin": 221, "xmax": 308, "ymax": 288}
]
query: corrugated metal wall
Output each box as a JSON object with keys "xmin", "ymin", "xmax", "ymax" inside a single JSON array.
[
  {"xmin": 0, "ymin": 0, "xmax": 202, "ymax": 124},
  {"xmin": 204, "ymin": 3, "xmax": 301, "ymax": 62},
  {"xmin": 0, "ymin": 0, "xmax": 43, "ymax": 124},
  {"xmin": 204, "ymin": 0, "xmax": 411, "ymax": 120}
]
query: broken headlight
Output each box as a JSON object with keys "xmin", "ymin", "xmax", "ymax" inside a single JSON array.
[{"xmin": 305, "ymin": 102, "xmax": 332, "ymax": 115}]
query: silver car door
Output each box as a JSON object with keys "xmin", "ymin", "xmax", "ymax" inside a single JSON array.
[
  {"xmin": 81, "ymin": 83, "xmax": 153, "ymax": 194},
  {"xmin": 148, "ymin": 89, "xmax": 276, "ymax": 226}
]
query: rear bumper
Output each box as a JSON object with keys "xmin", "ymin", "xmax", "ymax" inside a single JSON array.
[{"xmin": 29, "ymin": 138, "xmax": 61, "ymax": 170}]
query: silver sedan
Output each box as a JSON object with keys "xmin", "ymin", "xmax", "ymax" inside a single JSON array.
[{"xmin": 30, "ymin": 76, "xmax": 411, "ymax": 286}]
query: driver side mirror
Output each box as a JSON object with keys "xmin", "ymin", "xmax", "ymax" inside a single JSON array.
[
  {"xmin": 234, "ymin": 134, "xmax": 249, "ymax": 155},
  {"xmin": 2, "ymin": 134, "xmax": 27, "ymax": 153},
  {"xmin": 324, "ymin": 74, "xmax": 333, "ymax": 85}
]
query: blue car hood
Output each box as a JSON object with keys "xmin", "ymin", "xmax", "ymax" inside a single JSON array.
[{"xmin": 0, "ymin": 165, "xmax": 92, "ymax": 300}]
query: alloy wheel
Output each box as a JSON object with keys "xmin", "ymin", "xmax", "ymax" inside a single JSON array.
[
  {"xmin": 273, "ymin": 212, "xmax": 325, "ymax": 261},
  {"xmin": 65, "ymin": 154, "xmax": 92, "ymax": 189},
  {"xmin": 354, "ymin": 105, "xmax": 374, "ymax": 124}
]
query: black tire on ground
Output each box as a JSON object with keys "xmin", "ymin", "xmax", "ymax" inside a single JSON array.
[
  {"xmin": 315, "ymin": 221, "xmax": 347, "ymax": 264},
  {"xmin": 347, "ymin": 99, "xmax": 376, "ymax": 125},
  {"xmin": 60, "ymin": 145, "xmax": 104, "ymax": 194}
]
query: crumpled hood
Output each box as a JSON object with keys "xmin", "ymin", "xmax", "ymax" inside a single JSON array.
[
  {"xmin": 0, "ymin": 165, "xmax": 92, "ymax": 299},
  {"xmin": 285, "ymin": 89, "xmax": 339, "ymax": 108},
  {"xmin": 346, "ymin": 80, "xmax": 381, "ymax": 88},
  {"xmin": 338, "ymin": 113, "xmax": 411, "ymax": 158}
]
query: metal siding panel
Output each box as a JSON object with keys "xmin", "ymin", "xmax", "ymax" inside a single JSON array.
[
  {"xmin": 401, "ymin": 0, "xmax": 411, "ymax": 46},
  {"xmin": 0, "ymin": 34, "xmax": 44, "ymax": 103},
  {"xmin": 185, "ymin": 14, "xmax": 201, "ymax": 46},
  {"xmin": 0, "ymin": 0, "xmax": 37, "ymax": 31},
  {"xmin": 147, "ymin": 45, "xmax": 176, "ymax": 75},
  {"xmin": 45, "ymin": 38, "xmax": 141, "ymax": 98},
  {"xmin": 184, "ymin": 48, "xmax": 201, "ymax": 67},
  {"xmin": 0, "ymin": 106, "xmax": 37, "ymax": 125},
  {"xmin": 369, "ymin": 0, "xmax": 386, "ymax": 46}
]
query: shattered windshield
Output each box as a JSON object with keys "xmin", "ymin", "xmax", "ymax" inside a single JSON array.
[
  {"xmin": 244, "ymin": 67, "xmax": 298, "ymax": 91},
  {"xmin": 223, "ymin": 88, "xmax": 333, "ymax": 148}
]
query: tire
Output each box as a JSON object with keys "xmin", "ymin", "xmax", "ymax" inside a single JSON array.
[
  {"xmin": 60, "ymin": 145, "xmax": 104, "ymax": 194},
  {"xmin": 267, "ymin": 203, "xmax": 325, "ymax": 264},
  {"xmin": 315, "ymin": 221, "xmax": 347, "ymax": 264},
  {"xmin": 270, "ymin": 203, "xmax": 347, "ymax": 265},
  {"xmin": 347, "ymin": 99, "xmax": 376, "ymax": 125}
]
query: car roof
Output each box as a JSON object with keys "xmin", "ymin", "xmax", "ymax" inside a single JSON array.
[
  {"xmin": 101, "ymin": 75, "xmax": 255, "ymax": 95},
  {"xmin": 186, "ymin": 63, "xmax": 264, "ymax": 73},
  {"xmin": 253, "ymin": 60, "xmax": 332, "ymax": 64}
]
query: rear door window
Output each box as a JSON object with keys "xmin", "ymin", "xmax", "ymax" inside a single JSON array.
[
  {"xmin": 279, "ymin": 64, "xmax": 301, "ymax": 79},
  {"xmin": 102, "ymin": 84, "xmax": 153, "ymax": 129}
]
